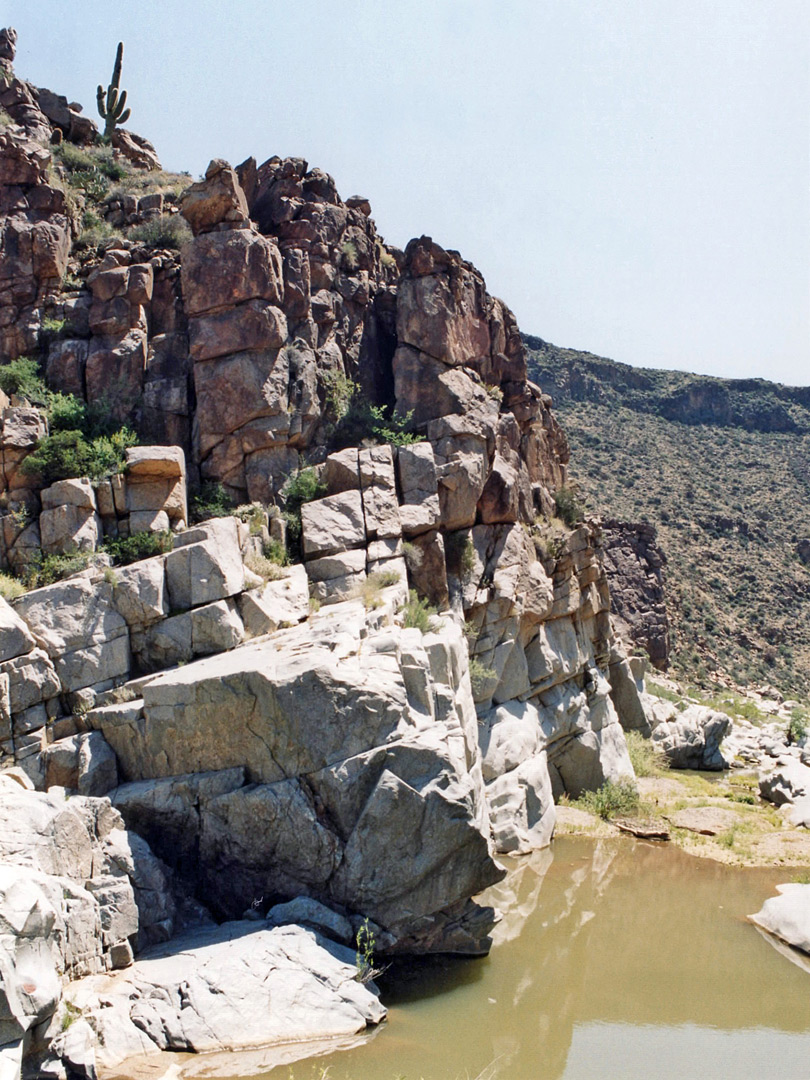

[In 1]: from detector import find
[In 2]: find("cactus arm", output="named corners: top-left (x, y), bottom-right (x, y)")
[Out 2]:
top-left (111, 42), bottom-right (123, 90)
top-left (119, 107), bottom-right (131, 125)
top-left (96, 84), bottom-right (106, 118)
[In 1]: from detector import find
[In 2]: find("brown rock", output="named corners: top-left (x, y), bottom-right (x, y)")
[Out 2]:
top-left (182, 230), bottom-right (284, 316)
top-left (0, 132), bottom-right (50, 185)
top-left (111, 128), bottom-right (162, 171)
top-left (85, 330), bottom-right (147, 421)
top-left (396, 236), bottom-right (491, 366)
top-left (404, 529), bottom-right (449, 610)
top-left (189, 300), bottom-right (288, 362)
top-left (478, 451), bottom-right (520, 525)
top-left (393, 346), bottom-right (493, 427)
top-left (180, 158), bottom-right (249, 235)
top-left (194, 347), bottom-right (291, 457)
top-left (46, 339), bottom-right (87, 398)
top-left (281, 247), bottom-right (310, 320)
top-left (125, 445), bottom-right (185, 480)
top-left (31, 220), bottom-right (71, 280)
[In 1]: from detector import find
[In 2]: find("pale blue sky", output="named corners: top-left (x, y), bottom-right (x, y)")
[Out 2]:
top-left (6, 0), bottom-right (809, 384)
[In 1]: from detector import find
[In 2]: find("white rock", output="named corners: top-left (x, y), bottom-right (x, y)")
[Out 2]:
top-left (750, 883), bottom-right (810, 955)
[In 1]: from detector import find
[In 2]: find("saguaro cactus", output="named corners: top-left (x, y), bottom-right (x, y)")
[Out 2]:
top-left (96, 41), bottom-right (131, 138)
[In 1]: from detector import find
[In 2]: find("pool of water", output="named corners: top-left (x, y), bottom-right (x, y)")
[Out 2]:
top-left (212, 837), bottom-right (810, 1080)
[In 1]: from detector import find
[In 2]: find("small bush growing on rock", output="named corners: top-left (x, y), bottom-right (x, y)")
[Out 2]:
top-left (554, 484), bottom-right (585, 527)
top-left (282, 468), bottom-right (327, 552)
top-left (102, 531), bottom-right (173, 565)
top-left (244, 552), bottom-right (286, 582)
top-left (402, 589), bottom-right (438, 633)
top-left (128, 214), bottom-right (192, 250)
top-left (341, 239), bottom-right (359, 271)
top-left (575, 778), bottom-right (640, 820)
top-left (75, 210), bottom-right (122, 250)
top-left (356, 568), bottom-right (402, 609)
top-left (0, 571), bottom-right (25, 601)
top-left (469, 657), bottom-right (497, 698)
top-left (262, 539), bottom-right (288, 566)
top-left (23, 551), bottom-right (92, 589)
top-left (787, 712), bottom-right (808, 746)
top-left (0, 357), bottom-right (47, 402)
top-left (190, 482), bottom-right (235, 522)
top-left (283, 468), bottom-right (326, 513)
top-left (21, 426), bottom-right (136, 485)
top-left (355, 917), bottom-right (383, 984)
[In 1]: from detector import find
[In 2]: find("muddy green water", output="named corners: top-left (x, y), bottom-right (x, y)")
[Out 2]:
top-left (251, 837), bottom-right (810, 1080)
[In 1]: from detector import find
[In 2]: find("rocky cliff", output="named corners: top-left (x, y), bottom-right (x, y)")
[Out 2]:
top-left (0, 29), bottom-right (697, 1080)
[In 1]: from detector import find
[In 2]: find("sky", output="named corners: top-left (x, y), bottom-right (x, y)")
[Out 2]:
top-left (5, 0), bottom-right (809, 385)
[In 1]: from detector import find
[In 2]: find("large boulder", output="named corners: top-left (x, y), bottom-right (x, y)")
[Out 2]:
top-left (91, 615), bottom-right (503, 952)
top-left (62, 922), bottom-right (385, 1073)
top-left (750, 883), bottom-right (810, 955)
top-left (180, 158), bottom-right (249, 235)
top-left (648, 701), bottom-right (730, 770)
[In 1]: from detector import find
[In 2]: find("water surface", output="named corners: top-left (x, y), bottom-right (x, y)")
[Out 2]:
top-left (244, 837), bottom-right (810, 1079)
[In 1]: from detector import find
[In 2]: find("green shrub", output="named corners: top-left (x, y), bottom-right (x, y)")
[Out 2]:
top-left (0, 572), bottom-right (25, 601)
top-left (402, 589), bottom-right (438, 633)
top-left (21, 427), bottom-right (136, 485)
top-left (103, 531), bottom-right (173, 565)
top-left (282, 468), bottom-right (326, 514)
top-left (341, 239), bottom-right (359, 271)
top-left (575, 778), bottom-right (640, 820)
top-left (788, 714), bottom-right (808, 745)
top-left (75, 211), bottom-right (122, 249)
top-left (554, 485), bottom-right (585, 527)
top-left (190, 482), bottom-right (234, 523)
top-left (46, 392), bottom-right (88, 432)
top-left (40, 316), bottom-right (68, 338)
top-left (281, 468), bottom-right (326, 552)
top-left (24, 552), bottom-right (92, 589)
top-left (624, 730), bottom-right (668, 777)
top-left (0, 357), bottom-right (47, 402)
top-left (469, 657), bottom-right (497, 698)
top-left (262, 538), bottom-right (288, 566)
top-left (326, 375), bottom-right (422, 448)
top-left (128, 215), bottom-right (192, 250)
top-left (56, 142), bottom-right (127, 182)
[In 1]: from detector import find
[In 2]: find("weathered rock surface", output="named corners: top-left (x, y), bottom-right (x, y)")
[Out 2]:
top-left (0, 777), bottom-right (175, 1079)
top-left (62, 922), bottom-right (385, 1072)
top-left (601, 520), bottom-right (670, 670)
top-left (646, 701), bottom-right (730, 770)
top-left (89, 609), bottom-right (503, 953)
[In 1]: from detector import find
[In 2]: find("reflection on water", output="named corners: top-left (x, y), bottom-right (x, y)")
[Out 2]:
top-left (253, 837), bottom-right (810, 1080)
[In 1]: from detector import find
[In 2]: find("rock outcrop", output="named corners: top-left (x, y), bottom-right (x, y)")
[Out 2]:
top-left (0, 28), bottom-right (676, 1080)
top-left (0, 772), bottom-right (175, 1075)
top-left (600, 520), bottom-right (669, 670)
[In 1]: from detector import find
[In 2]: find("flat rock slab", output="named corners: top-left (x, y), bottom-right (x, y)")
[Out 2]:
top-left (68, 921), bottom-right (386, 1071)
top-left (666, 807), bottom-right (741, 836)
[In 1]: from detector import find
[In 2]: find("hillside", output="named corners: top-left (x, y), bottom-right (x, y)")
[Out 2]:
top-left (526, 337), bottom-right (810, 697)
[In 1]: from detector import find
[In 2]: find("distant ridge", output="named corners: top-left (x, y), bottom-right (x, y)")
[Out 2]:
top-left (526, 336), bottom-right (810, 696)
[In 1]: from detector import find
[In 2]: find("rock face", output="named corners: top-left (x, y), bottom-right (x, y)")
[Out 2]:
top-left (0, 29), bottom-right (675, 1080)
top-left (600, 520), bottom-right (669, 670)
top-left (90, 609), bottom-right (503, 954)
top-left (0, 774), bottom-right (174, 1076)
